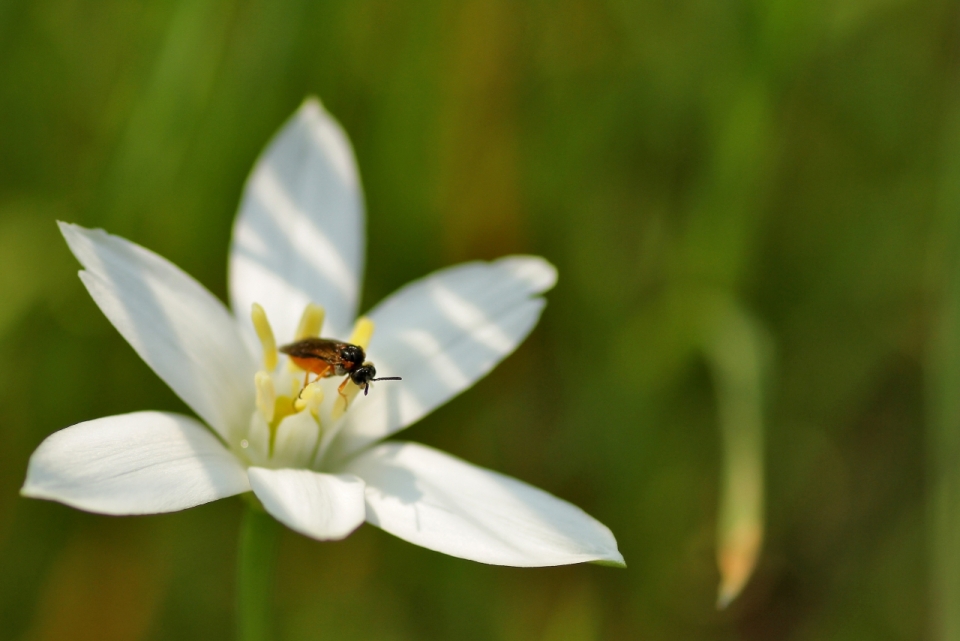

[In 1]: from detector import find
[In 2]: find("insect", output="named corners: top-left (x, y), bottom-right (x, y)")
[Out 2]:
top-left (279, 337), bottom-right (401, 399)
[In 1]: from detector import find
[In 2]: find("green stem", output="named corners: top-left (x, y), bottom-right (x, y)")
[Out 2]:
top-left (237, 502), bottom-right (281, 641)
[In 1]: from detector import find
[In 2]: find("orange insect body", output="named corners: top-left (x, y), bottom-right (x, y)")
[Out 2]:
top-left (288, 356), bottom-right (334, 378)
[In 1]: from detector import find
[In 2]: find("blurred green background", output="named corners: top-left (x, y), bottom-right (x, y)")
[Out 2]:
top-left (0, 0), bottom-right (954, 639)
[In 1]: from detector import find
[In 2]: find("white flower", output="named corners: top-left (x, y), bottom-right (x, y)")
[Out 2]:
top-left (21, 98), bottom-right (623, 567)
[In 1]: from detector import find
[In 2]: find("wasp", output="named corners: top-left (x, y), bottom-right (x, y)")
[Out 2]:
top-left (279, 337), bottom-right (401, 399)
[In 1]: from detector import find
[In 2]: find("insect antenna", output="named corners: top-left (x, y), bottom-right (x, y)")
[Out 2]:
top-left (365, 376), bottom-right (402, 396)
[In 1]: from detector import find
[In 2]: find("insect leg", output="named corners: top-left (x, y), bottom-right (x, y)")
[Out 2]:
top-left (337, 377), bottom-right (351, 403)
top-left (297, 363), bottom-right (333, 400)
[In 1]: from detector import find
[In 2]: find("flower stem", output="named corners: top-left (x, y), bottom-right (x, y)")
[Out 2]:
top-left (237, 502), bottom-right (281, 641)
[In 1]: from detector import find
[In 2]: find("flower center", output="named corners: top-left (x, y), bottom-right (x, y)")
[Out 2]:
top-left (238, 302), bottom-right (373, 470)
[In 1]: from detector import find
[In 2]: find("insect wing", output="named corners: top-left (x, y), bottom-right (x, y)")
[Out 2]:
top-left (278, 337), bottom-right (344, 364)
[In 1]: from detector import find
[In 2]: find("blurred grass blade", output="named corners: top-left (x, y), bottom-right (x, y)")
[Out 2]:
top-left (928, 76), bottom-right (960, 641)
top-left (100, 0), bottom-right (236, 231)
top-left (704, 299), bottom-right (770, 609)
top-left (929, 269), bottom-right (960, 641)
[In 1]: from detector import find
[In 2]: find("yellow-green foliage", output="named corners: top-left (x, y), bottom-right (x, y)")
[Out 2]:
top-left (0, 1), bottom-right (949, 639)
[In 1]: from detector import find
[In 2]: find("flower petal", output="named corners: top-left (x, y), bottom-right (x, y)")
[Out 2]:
top-left (341, 441), bottom-right (624, 567)
top-left (329, 257), bottom-right (556, 459)
top-left (271, 410), bottom-right (320, 469)
top-left (21, 412), bottom-right (250, 515)
top-left (248, 467), bottom-right (366, 540)
top-left (60, 223), bottom-right (257, 442)
top-left (230, 98), bottom-right (364, 343)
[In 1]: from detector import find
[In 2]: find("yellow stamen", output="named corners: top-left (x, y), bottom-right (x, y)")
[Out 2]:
top-left (349, 317), bottom-right (375, 350)
top-left (332, 382), bottom-right (362, 420)
top-left (287, 303), bottom-right (326, 373)
top-left (251, 303), bottom-right (278, 372)
top-left (293, 382), bottom-right (325, 417)
top-left (254, 371), bottom-right (275, 423)
top-left (327, 317), bottom-right (377, 419)
top-left (295, 303), bottom-right (326, 340)
top-left (307, 389), bottom-right (324, 417)
top-left (267, 394), bottom-right (297, 457)
top-left (272, 395), bottom-right (296, 426)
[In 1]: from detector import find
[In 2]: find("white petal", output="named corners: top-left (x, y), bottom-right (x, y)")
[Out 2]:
top-left (341, 441), bottom-right (624, 567)
top-left (230, 98), bottom-right (364, 344)
top-left (271, 410), bottom-right (320, 469)
top-left (21, 412), bottom-right (249, 515)
top-left (60, 223), bottom-right (257, 442)
top-left (330, 257), bottom-right (556, 459)
top-left (248, 468), bottom-right (366, 540)
top-left (243, 412), bottom-right (272, 467)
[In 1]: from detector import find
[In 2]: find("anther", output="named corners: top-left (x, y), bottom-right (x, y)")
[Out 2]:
top-left (294, 382), bottom-right (324, 417)
top-left (251, 303), bottom-right (278, 372)
top-left (295, 303), bottom-right (326, 341)
top-left (255, 371), bottom-right (276, 423)
top-left (332, 382), bottom-right (361, 420)
top-left (349, 317), bottom-right (375, 350)
top-left (288, 303), bottom-right (326, 373)
top-left (327, 317), bottom-right (377, 420)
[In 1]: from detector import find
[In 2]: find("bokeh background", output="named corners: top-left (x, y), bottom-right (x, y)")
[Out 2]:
top-left (1, 0), bottom-right (957, 639)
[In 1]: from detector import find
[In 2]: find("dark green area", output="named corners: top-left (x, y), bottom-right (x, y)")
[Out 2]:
top-left (0, 0), bottom-right (953, 639)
